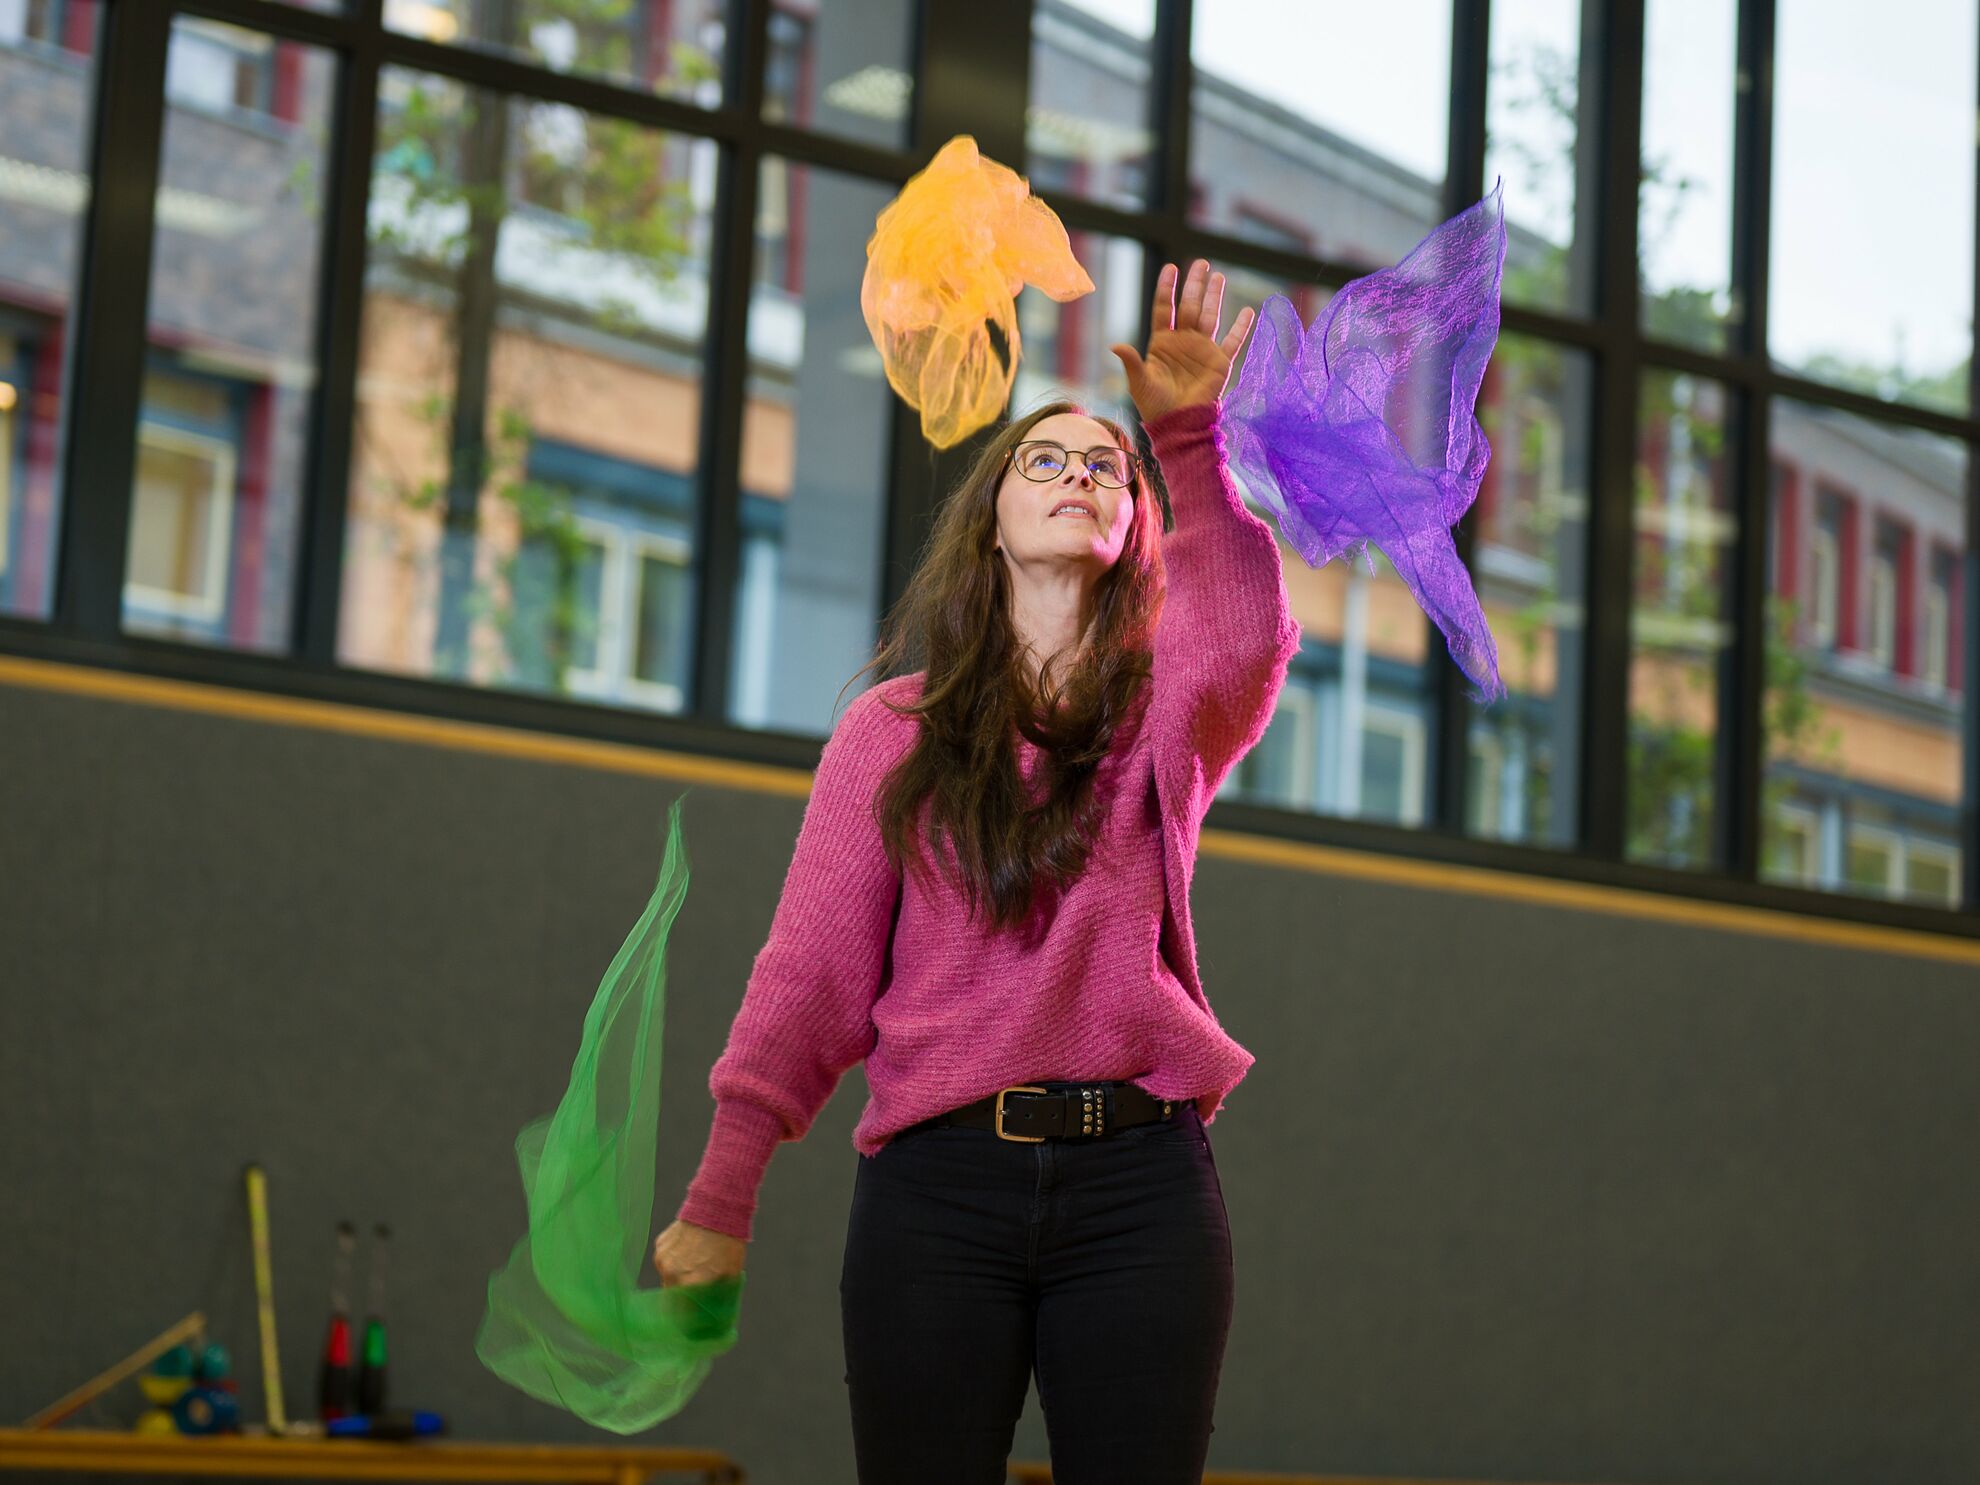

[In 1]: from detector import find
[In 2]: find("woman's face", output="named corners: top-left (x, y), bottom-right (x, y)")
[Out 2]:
top-left (990, 412), bottom-right (1138, 573)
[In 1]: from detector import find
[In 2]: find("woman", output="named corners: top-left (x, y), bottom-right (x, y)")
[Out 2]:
top-left (652, 259), bottom-right (1300, 1483)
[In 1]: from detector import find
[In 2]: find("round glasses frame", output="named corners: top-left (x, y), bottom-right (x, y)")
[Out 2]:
top-left (1006, 440), bottom-right (1141, 489)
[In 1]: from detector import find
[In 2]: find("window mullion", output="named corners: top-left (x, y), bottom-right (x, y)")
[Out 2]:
top-left (54, 0), bottom-right (173, 639)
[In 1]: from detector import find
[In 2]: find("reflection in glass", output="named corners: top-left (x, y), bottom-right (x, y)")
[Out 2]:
top-left (384, 0), bottom-right (725, 104)
top-left (762, 0), bottom-right (915, 150)
top-left (1012, 233), bottom-right (1145, 428)
top-left (1466, 337), bottom-right (1591, 845)
top-left (733, 164), bottom-right (895, 736)
top-left (1628, 371), bottom-right (1734, 870)
top-left (1028, 0), bottom-right (1156, 208)
top-left (123, 21), bottom-right (335, 652)
top-left (340, 68), bottom-right (716, 712)
top-left (1484, 0), bottom-right (1590, 315)
top-left (1190, 0), bottom-right (1449, 269)
top-left (1640, 0), bottom-right (1736, 350)
top-left (1762, 401), bottom-right (1964, 907)
top-left (1770, 0), bottom-right (1975, 414)
top-left (0, 0), bottom-right (103, 618)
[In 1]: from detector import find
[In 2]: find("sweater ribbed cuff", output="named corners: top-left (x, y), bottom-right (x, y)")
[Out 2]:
top-left (675, 1098), bottom-right (786, 1244)
top-left (1143, 399), bottom-right (1220, 448)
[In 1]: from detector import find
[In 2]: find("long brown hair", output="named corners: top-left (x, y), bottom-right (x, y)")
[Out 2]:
top-left (841, 400), bottom-right (1167, 939)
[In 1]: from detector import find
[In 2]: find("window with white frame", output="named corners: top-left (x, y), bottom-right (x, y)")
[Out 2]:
top-left (1808, 516), bottom-right (1839, 649)
top-left (558, 512), bottom-right (693, 711)
top-left (1866, 527), bottom-right (1898, 668)
top-left (1361, 702), bottom-right (1427, 826)
top-left (1767, 800), bottom-right (1821, 887)
top-left (1224, 680), bottom-right (1317, 808)
top-left (1906, 838), bottom-right (1959, 906)
top-left (126, 421), bottom-right (236, 626)
top-left (1844, 821), bottom-right (1901, 896)
top-left (1922, 566), bottom-right (1949, 688)
top-left (0, 0), bottom-right (63, 48)
top-left (165, 19), bottom-right (275, 117)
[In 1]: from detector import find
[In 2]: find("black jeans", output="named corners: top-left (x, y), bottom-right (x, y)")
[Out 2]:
top-left (839, 1093), bottom-right (1233, 1484)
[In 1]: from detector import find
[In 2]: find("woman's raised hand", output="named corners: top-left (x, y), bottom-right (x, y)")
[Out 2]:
top-left (1110, 259), bottom-right (1255, 424)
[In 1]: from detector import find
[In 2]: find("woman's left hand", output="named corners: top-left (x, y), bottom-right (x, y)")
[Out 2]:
top-left (1110, 259), bottom-right (1255, 424)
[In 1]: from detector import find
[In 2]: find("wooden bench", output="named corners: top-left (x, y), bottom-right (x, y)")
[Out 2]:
top-left (1009, 1468), bottom-right (1626, 1485)
top-left (0, 1429), bottom-right (743, 1484)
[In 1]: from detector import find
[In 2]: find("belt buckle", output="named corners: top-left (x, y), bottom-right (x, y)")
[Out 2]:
top-left (994, 1085), bottom-right (1049, 1142)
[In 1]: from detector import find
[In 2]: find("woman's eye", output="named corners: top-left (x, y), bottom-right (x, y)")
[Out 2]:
top-left (1025, 450), bottom-right (1064, 473)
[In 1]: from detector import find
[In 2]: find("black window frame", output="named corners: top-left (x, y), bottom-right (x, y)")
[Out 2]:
top-left (3, 0), bottom-right (1977, 942)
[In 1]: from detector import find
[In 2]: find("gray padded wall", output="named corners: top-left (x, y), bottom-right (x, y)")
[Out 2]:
top-left (2, 677), bottom-right (1976, 1484)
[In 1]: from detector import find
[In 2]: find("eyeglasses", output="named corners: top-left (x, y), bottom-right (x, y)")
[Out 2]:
top-left (1007, 440), bottom-right (1140, 489)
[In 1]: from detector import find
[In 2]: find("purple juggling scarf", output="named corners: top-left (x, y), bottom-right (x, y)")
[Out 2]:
top-left (1224, 181), bottom-right (1509, 702)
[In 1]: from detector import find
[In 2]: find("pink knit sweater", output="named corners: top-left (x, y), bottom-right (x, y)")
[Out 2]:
top-left (676, 400), bottom-right (1302, 1243)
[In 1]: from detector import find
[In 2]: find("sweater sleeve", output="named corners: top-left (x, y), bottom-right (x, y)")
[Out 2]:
top-left (1144, 400), bottom-right (1304, 804)
top-left (675, 686), bottom-right (907, 1243)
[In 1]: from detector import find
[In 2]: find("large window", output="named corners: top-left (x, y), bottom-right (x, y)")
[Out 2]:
top-left (763, 0), bottom-right (916, 151)
top-left (1770, 0), bottom-right (1976, 415)
top-left (0, 0), bottom-right (102, 619)
top-left (339, 68), bottom-right (716, 708)
top-left (1640, 0), bottom-right (1737, 349)
top-left (122, 19), bottom-right (335, 653)
top-left (1762, 401), bottom-right (1966, 908)
top-left (1027, 0), bottom-right (1156, 208)
top-left (1466, 336), bottom-right (1592, 846)
top-left (735, 162), bottom-right (896, 735)
top-left (385, 0), bottom-right (726, 103)
top-left (1189, 0), bottom-right (1451, 271)
top-left (1485, 0), bottom-right (1592, 316)
top-left (1629, 372), bottom-right (1735, 871)
top-left (7, 1), bottom-right (1980, 930)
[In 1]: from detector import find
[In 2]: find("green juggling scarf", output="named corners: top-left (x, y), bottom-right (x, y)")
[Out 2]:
top-left (476, 795), bottom-right (745, 1432)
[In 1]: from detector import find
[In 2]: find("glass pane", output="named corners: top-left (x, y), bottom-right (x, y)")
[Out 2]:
top-left (1628, 371), bottom-right (1734, 870)
top-left (632, 547), bottom-right (690, 691)
top-left (1190, 0), bottom-right (1449, 269)
top-left (1012, 233), bottom-right (1146, 426)
top-left (385, 0), bottom-right (725, 105)
top-left (1484, 0), bottom-right (1592, 315)
top-left (763, 0), bottom-right (914, 150)
top-left (1640, 0), bottom-right (1737, 350)
top-left (0, 0), bottom-right (104, 619)
top-left (1762, 400), bottom-right (1965, 908)
top-left (732, 163), bottom-right (894, 735)
top-left (1466, 336), bottom-right (1592, 846)
top-left (1214, 272), bottom-right (1435, 827)
top-left (122, 21), bottom-right (335, 652)
top-left (1770, 0), bottom-right (1975, 414)
top-left (1027, 0), bottom-right (1156, 208)
top-left (341, 68), bottom-right (716, 712)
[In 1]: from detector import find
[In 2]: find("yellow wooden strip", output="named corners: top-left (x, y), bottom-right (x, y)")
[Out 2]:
top-left (1199, 830), bottom-right (1980, 968)
top-left (5, 652), bottom-right (1977, 967)
top-left (0, 654), bottom-right (810, 799)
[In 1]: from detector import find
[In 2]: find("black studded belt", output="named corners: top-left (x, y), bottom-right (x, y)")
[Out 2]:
top-left (898, 1080), bottom-right (1181, 1143)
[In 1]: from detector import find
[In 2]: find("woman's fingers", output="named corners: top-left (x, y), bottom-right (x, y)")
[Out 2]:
top-left (1200, 269), bottom-right (1227, 338)
top-left (1151, 261), bottom-right (1177, 333)
top-left (1176, 258), bottom-right (1207, 332)
top-left (1219, 304), bottom-right (1255, 361)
